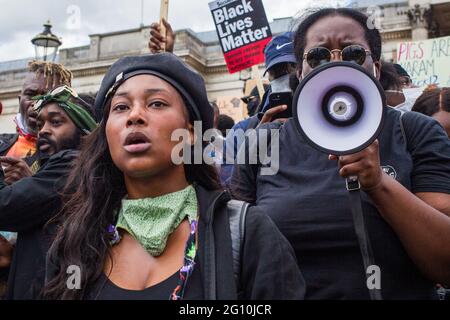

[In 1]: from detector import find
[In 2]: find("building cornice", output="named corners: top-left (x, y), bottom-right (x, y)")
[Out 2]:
top-left (0, 90), bottom-right (19, 100)
top-left (381, 29), bottom-right (412, 41)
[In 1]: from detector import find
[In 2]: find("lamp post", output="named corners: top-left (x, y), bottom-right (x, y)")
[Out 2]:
top-left (31, 20), bottom-right (62, 62)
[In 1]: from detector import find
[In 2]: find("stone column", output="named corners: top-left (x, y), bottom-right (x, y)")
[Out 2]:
top-left (88, 35), bottom-right (100, 61)
top-left (407, 1), bottom-right (432, 41)
top-left (140, 26), bottom-right (151, 55)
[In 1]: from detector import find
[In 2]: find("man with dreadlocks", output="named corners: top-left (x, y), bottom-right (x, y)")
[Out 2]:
top-left (0, 85), bottom-right (97, 300)
top-left (0, 61), bottom-right (72, 161)
top-left (0, 61), bottom-right (72, 299)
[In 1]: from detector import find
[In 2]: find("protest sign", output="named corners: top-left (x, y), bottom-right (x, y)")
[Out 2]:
top-left (397, 36), bottom-right (450, 87)
top-left (209, 0), bottom-right (272, 74)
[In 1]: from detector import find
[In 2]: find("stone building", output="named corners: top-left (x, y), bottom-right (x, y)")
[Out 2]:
top-left (1, 0), bottom-right (449, 132)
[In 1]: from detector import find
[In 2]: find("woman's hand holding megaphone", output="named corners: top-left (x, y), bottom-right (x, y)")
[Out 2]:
top-left (329, 139), bottom-right (385, 193)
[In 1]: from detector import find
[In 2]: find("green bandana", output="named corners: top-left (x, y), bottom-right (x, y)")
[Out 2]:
top-left (115, 185), bottom-right (198, 257)
top-left (32, 85), bottom-right (97, 135)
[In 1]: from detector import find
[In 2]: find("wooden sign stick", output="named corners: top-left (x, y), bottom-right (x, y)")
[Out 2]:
top-left (160, 0), bottom-right (169, 52)
top-left (251, 65), bottom-right (265, 100)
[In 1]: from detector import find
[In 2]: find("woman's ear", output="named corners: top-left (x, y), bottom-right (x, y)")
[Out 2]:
top-left (187, 122), bottom-right (196, 146)
top-left (296, 68), bottom-right (303, 81)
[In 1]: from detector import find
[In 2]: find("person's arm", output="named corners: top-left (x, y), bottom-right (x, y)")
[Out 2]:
top-left (0, 151), bottom-right (76, 233)
top-left (240, 206), bottom-right (305, 300)
top-left (365, 174), bottom-right (450, 284)
top-left (332, 115), bottom-right (450, 285)
top-left (148, 18), bottom-right (175, 54)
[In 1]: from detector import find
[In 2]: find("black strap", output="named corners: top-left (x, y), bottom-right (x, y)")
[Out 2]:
top-left (399, 111), bottom-right (412, 154)
top-left (204, 192), bottom-right (226, 300)
top-left (204, 194), bottom-right (248, 300)
top-left (227, 199), bottom-right (249, 296)
top-left (347, 178), bottom-right (383, 300)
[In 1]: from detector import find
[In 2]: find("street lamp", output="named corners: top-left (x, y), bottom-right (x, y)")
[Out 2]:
top-left (31, 21), bottom-right (62, 62)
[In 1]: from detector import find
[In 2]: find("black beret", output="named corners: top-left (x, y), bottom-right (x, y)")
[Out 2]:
top-left (94, 53), bottom-right (213, 131)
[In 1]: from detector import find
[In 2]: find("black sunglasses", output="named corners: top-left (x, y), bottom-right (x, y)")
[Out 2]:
top-left (303, 45), bottom-right (372, 69)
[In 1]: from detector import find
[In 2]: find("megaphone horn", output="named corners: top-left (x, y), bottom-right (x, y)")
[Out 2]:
top-left (293, 61), bottom-right (386, 156)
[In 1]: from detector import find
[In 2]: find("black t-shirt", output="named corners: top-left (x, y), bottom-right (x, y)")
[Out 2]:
top-left (231, 107), bottom-right (450, 300)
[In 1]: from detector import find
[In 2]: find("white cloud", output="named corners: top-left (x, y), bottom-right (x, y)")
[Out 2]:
top-left (0, 0), bottom-right (395, 62)
top-left (0, 31), bottom-right (35, 61)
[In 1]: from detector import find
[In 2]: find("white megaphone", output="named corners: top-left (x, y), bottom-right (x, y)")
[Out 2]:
top-left (293, 61), bottom-right (386, 156)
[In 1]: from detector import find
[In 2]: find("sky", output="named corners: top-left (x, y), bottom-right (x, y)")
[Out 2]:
top-left (0, 0), bottom-right (396, 62)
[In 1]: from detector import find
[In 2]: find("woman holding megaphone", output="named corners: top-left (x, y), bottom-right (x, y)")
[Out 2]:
top-left (231, 7), bottom-right (450, 300)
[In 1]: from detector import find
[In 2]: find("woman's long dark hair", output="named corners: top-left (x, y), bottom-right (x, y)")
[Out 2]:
top-left (42, 98), bottom-right (221, 300)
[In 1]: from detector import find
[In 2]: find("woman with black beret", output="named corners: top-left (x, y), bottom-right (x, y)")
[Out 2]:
top-left (42, 53), bottom-right (304, 300)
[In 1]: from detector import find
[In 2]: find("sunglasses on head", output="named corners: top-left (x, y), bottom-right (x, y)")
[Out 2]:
top-left (303, 45), bottom-right (372, 69)
top-left (32, 85), bottom-right (79, 110)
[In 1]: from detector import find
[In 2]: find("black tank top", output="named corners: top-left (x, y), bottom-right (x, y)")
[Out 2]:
top-left (89, 272), bottom-right (179, 300)
top-left (88, 268), bottom-right (204, 300)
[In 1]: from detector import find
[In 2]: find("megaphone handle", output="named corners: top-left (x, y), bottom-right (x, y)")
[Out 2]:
top-left (346, 176), bottom-right (383, 300)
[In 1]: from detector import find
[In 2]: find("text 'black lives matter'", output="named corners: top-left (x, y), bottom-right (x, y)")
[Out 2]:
top-left (209, 0), bottom-right (272, 73)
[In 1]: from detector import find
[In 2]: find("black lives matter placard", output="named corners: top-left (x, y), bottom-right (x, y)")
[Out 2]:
top-left (209, 0), bottom-right (272, 74)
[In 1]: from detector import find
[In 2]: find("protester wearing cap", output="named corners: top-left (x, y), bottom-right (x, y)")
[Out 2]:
top-left (222, 32), bottom-right (298, 186)
top-left (43, 53), bottom-right (304, 300)
top-left (0, 86), bottom-right (96, 299)
top-left (263, 31), bottom-right (297, 80)
top-left (256, 31), bottom-right (298, 115)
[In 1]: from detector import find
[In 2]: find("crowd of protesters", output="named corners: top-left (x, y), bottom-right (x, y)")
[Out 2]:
top-left (0, 7), bottom-right (449, 300)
